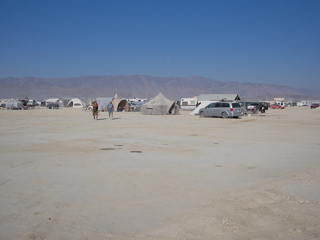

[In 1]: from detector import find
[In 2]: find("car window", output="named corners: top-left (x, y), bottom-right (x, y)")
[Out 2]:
top-left (215, 103), bottom-right (223, 108)
top-left (222, 103), bottom-right (229, 108)
top-left (232, 103), bottom-right (241, 108)
top-left (207, 103), bottom-right (214, 108)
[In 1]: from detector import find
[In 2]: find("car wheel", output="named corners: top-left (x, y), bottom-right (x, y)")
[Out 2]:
top-left (221, 112), bottom-right (228, 119)
top-left (200, 111), bottom-right (205, 118)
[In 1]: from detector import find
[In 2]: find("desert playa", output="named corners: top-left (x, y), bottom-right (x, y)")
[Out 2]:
top-left (0, 107), bottom-right (319, 239)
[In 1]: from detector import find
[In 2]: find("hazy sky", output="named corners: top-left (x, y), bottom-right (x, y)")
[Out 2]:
top-left (1, 0), bottom-right (319, 90)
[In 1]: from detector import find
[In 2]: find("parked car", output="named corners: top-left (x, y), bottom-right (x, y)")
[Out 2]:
top-left (10, 107), bottom-right (22, 110)
top-left (270, 104), bottom-right (284, 109)
top-left (240, 102), bottom-right (269, 111)
top-left (310, 103), bottom-right (319, 109)
top-left (47, 103), bottom-right (59, 109)
top-left (27, 99), bottom-right (38, 107)
top-left (199, 102), bottom-right (243, 118)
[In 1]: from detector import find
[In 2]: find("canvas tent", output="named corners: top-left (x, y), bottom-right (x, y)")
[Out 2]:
top-left (112, 93), bottom-right (129, 112)
top-left (190, 101), bottom-right (218, 115)
top-left (141, 92), bottom-right (179, 115)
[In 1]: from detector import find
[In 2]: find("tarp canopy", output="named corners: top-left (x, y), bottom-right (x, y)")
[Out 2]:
top-left (190, 101), bottom-right (218, 115)
top-left (141, 92), bottom-right (179, 115)
top-left (112, 93), bottom-right (129, 112)
top-left (46, 98), bottom-right (59, 105)
top-left (96, 98), bottom-right (113, 111)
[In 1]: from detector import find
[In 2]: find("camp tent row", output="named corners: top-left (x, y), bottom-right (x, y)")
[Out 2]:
top-left (66, 94), bottom-right (130, 111)
top-left (44, 94), bottom-right (130, 111)
top-left (141, 92), bottom-right (179, 115)
top-left (1, 93), bottom-right (178, 116)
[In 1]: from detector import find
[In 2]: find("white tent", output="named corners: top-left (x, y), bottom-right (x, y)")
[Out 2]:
top-left (190, 101), bottom-right (217, 115)
top-left (67, 98), bottom-right (86, 108)
top-left (5, 98), bottom-right (24, 109)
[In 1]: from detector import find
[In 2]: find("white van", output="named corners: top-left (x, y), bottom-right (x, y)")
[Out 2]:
top-left (199, 101), bottom-right (243, 119)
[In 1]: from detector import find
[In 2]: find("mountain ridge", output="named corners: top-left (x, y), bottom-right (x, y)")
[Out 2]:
top-left (0, 75), bottom-right (319, 101)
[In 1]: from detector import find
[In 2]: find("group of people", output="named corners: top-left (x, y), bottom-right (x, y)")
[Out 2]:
top-left (92, 101), bottom-right (114, 120)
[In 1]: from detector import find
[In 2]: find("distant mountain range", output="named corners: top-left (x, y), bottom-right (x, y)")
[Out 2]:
top-left (0, 75), bottom-right (319, 101)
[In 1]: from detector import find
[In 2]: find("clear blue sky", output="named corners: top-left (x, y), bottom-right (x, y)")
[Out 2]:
top-left (1, 0), bottom-right (319, 90)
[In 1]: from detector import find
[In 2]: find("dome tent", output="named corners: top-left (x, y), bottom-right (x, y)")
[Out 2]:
top-left (67, 98), bottom-right (86, 108)
top-left (141, 92), bottom-right (179, 115)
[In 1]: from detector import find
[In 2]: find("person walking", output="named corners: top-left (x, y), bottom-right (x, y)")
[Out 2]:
top-left (92, 101), bottom-right (99, 119)
top-left (260, 103), bottom-right (265, 113)
top-left (107, 101), bottom-right (114, 119)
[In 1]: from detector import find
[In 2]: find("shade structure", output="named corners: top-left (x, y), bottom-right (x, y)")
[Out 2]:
top-left (112, 93), bottom-right (129, 112)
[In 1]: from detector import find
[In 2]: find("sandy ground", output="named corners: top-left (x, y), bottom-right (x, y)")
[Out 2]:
top-left (0, 106), bottom-right (320, 240)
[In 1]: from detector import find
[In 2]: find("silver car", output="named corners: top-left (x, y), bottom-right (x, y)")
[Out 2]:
top-left (199, 102), bottom-right (243, 118)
